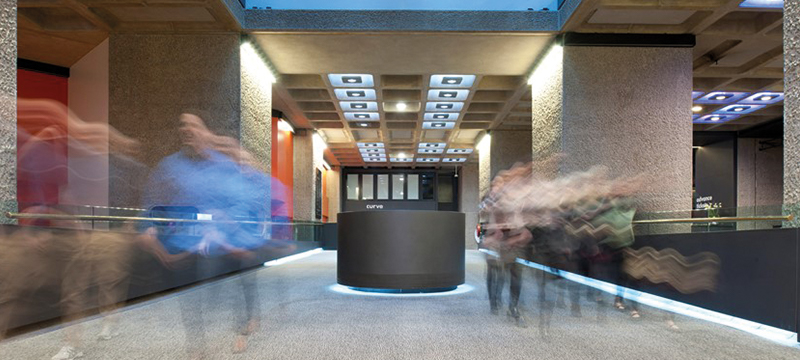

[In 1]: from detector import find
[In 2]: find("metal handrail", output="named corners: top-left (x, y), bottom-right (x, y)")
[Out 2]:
top-left (632, 215), bottom-right (793, 224)
top-left (4, 212), bottom-right (324, 226)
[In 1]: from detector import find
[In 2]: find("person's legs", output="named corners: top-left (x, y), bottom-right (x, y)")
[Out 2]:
top-left (486, 256), bottom-right (503, 314)
top-left (93, 232), bottom-right (132, 340)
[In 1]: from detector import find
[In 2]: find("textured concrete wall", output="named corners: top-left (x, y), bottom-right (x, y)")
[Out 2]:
top-left (245, 10), bottom-right (558, 32)
top-left (738, 138), bottom-right (784, 230)
top-left (530, 51), bottom-right (563, 179)
top-left (292, 133), bottom-right (323, 221)
top-left (108, 34), bottom-right (241, 207)
top-left (478, 136), bottom-right (491, 199)
top-left (785, 1), bottom-right (800, 226)
top-left (490, 130), bottom-right (532, 178)
top-left (558, 0), bottom-right (584, 28)
top-left (561, 46), bottom-right (693, 213)
top-left (326, 167), bottom-right (340, 222)
top-left (460, 162), bottom-right (480, 250)
top-left (240, 45), bottom-right (272, 174)
top-left (0, 0), bottom-right (16, 222)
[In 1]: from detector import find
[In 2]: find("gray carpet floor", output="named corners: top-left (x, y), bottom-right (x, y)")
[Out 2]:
top-left (1, 250), bottom-right (798, 360)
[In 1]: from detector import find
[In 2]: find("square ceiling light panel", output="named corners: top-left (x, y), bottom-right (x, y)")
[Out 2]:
top-left (341, 101), bottom-right (379, 111)
top-left (391, 158), bottom-right (414, 162)
top-left (694, 114), bottom-right (740, 124)
top-left (423, 122), bottom-right (455, 130)
top-left (443, 158), bottom-right (467, 163)
top-left (424, 113), bottom-right (459, 121)
top-left (739, 92), bottom-right (784, 105)
top-left (335, 89), bottom-right (377, 101)
top-left (344, 112), bottom-right (380, 121)
top-left (357, 142), bottom-right (384, 148)
top-left (739, 0), bottom-right (783, 9)
top-left (418, 158), bottom-right (441, 163)
top-left (419, 142), bottom-right (447, 149)
top-left (328, 74), bottom-right (375, 87)
top-left (715, 104), bottom-right (765, 115)
top-left (695, 92), bottom-right (749, 105)
top-left (418, 148), bottom-right (444, 154)
top-left (364, 158), bottom-right (387, 162)
top-left (447, 148), bottom-right (473, 154)
top-left (427, 90), bottom-right (470, 101)
top-left (430, 75), bottom-right (476, 88)
top-left (426, 102), bottom-right (464, 112)
top-left (692, 91), bottom-right (705, 100)
top-left (360, 147), bottom-right (385, 154)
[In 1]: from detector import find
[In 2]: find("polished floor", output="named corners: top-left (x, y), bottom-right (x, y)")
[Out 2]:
top-left (1, 250), bottom-right (798, 360)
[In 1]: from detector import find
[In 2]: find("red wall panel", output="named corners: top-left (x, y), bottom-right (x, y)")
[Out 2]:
top-left (271, 117), bottom-right (294, 220)
top-left (17, 69), bottom-right (69, 210)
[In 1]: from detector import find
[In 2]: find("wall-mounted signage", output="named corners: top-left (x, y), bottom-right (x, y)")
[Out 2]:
top-left (366, 204), bottom-right (384, 210)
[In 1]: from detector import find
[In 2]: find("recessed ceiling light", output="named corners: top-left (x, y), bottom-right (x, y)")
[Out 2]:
top-left (354, 104), bottom-right (366, 109)
top-left (442, 92), bottom-right (455, 98)
top-left (396, 102), bottom-right (407, 111)
top-left (349, 91), bottom-right (365, 97)
top-left (431, 75), bottom-right (476, 88)
top-left (692, 106), bottom-right (703, 113)
top-left (356, 114), bottom-right (369, 119)
top-left (710, 116), bottom-right (721, 121)
top-left (437, 104), bottom-right (453, 109)
top-left (359, 123), bottom-right (368, 127)
top-left (733, 107), bottom-right (746, 112)
top-left (432, 123), bottom-right (446, 128)
top-left (398, 152), bottom-right (406, 158)
top-left (715, 95), bottom-right (728, 100)
top-left (760, 96), bottom-right (774, 101)
top-left (443, 77), bottom-right (462, 85)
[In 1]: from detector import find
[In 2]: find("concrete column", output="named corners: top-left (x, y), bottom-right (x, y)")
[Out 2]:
top-left (478, 134), bottom-right (491, 199)
top-left (490, 130), bottom-right (532, 178)
top-left (0, 0), bottom-right (17, 222)
top-left (531, 46), bottom-right (563, 180)
top-left (293, 132), bottom-right (324, 221)
top-left (326, 167), bottom-right (340, 222)
top-left (108, 34), bottom-right (243, 207)
top-left (240, 42), bottom-right (272, 174)
top-left (532, 45), bottom-right (693, 214)
top-left (784, 1), bottom-right (800, 226)
top-left (460, 162), bottom-right (480, 249)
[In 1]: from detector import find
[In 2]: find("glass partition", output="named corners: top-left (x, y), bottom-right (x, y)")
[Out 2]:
top-left (407, 174), bottom-right (419, 200)
top-left (362, 174), bottom-right (374, 200)
top-left (392, 174), bottom-right (405, 200)
top-left (377, 174), bottom-right (389, 200)
top-left (346, 174), bottom-right (359, 200)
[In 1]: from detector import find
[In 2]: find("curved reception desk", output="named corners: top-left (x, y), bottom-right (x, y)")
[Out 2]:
top-left (338, 210), bottom-right (465, 291)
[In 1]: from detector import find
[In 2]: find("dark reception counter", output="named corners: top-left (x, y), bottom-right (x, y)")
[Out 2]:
top-left (337, 210), bottom-right (465, 290)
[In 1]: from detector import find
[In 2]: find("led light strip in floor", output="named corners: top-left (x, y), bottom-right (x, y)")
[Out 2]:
top-left (329, 284), bottom-right (475, 297)
top-left (263, 248), bottom-right (323, 267)
top-left (479, 249), bottom-right (799, 347)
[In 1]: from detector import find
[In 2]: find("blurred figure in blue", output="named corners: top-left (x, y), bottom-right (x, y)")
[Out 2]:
top-left (137, 111), bottom-right (269, 358)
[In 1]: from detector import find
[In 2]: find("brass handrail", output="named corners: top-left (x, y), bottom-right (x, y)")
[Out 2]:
top-left (4, 212), bottom-right (324, 226)
top-left (632, 214), bottom-right (793, 224)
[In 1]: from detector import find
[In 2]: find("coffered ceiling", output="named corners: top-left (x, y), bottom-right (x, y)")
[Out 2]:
top-left (258, 33), bottom-right (551, 167)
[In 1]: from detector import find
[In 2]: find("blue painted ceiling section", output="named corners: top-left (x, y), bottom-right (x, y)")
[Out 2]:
top-left (245, 0), bottom-right (560, 11)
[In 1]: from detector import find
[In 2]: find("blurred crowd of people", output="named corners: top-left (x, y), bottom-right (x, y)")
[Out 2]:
top-left (479, 159), bottom-right (718, 332)
top-left (1, 99), bottom-right (292, 360)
